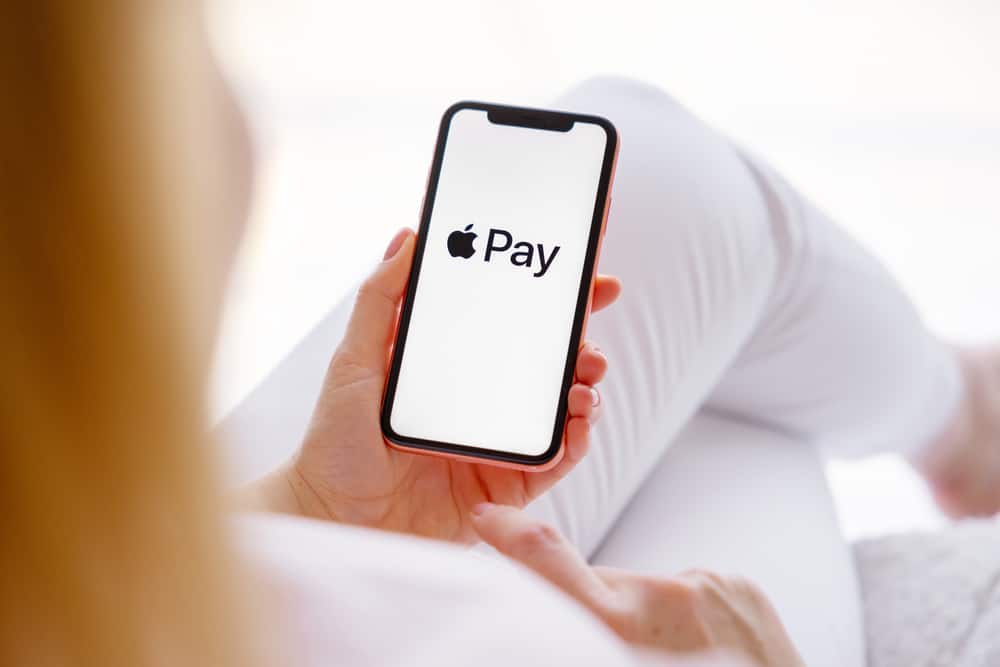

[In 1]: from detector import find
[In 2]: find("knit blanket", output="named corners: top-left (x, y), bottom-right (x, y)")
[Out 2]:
top-left (855, 519), bottom-right (1000, 667)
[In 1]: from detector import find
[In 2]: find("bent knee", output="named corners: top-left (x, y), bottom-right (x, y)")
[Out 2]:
top-left (553, 77), bottom-right (778, 283)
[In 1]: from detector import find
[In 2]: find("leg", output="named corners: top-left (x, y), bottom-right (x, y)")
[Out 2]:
top-left (525, 77), bottom-right (963, 556)
top-left (705, 155), bottom-right (963, 458)
top-left (591, 415), bottom-right (865, 667)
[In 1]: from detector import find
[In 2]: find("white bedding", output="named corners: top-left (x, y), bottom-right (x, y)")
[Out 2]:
top-left (856, 520), bottom-right (1000, 667)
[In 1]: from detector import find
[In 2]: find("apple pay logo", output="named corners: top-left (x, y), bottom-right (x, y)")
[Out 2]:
top-left (447, 224), bottom-right (560, 278)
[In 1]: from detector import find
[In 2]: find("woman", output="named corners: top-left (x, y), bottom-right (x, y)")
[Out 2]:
top-left (3, 2), bottom-right (998, 666)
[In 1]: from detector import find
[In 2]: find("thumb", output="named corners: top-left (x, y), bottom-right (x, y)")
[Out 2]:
top-left (471, 503), bottom-right (608, 609)
top-left (337, 228), bottom-right (415, 375)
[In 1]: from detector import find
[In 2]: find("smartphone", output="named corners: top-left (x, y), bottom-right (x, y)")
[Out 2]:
top-left (380, 101), bottom-right (618, 470)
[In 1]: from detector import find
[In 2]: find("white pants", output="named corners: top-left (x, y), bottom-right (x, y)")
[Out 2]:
top-left (533, 76), bottom-right (962, 556)
top-left (526, 78), bottom-right (962, 667)
top-left (222, 77), bottom-right (963, 667)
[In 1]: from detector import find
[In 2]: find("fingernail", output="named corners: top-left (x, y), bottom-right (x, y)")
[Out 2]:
top-left (590, 387), bottom-right (600, 407)
top-left (471, 502), bottom-right (495, 517)
top-left (383, 228), bottom-right (411, 261)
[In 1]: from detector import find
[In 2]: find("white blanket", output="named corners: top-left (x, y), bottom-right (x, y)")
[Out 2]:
top-left (856, 519), bottom-right (1000, 667)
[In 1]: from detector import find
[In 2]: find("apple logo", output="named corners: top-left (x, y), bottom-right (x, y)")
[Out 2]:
top-left (447, 223), bottom-right (477, 259)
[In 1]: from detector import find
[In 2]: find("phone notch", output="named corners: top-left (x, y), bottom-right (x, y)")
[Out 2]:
top-left (486, 108), bottom-right (575, 133)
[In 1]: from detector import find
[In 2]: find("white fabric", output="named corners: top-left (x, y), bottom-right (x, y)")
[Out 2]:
top-left (221, 77), bottom-right (964, 667)
top-left (240, 512), bottom-right (764, 666)
top-left (237, 514), bottom-right (653, 667)
top-left (856, 519), bottom-right (1000, 667)
top-left (529, 77), bottom-right (962, 557)
top-left (589, 416), bottom-right (861, 667)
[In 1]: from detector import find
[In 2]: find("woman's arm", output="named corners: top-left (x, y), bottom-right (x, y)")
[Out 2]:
top-left (232, 465), bottom-right (324, 518)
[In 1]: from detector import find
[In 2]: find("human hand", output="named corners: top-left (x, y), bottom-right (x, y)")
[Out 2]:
top-left (243, 227), bottom-right (621, 543)
top-left (470, 504), bottom-right (804, 667)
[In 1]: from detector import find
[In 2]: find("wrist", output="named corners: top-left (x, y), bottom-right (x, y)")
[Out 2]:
top-left (232, 463), bottom-right (338, 522)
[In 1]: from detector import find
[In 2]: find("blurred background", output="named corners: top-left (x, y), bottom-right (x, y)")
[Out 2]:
top-left (207, 0), bottom-right (1000, 541)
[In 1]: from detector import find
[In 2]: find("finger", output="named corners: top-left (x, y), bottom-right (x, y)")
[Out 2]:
top-left (471, 504), bottom-right (607, 607)
top-left (591, 275), bottom-right (622, 313)
top-left (336, 228), bottom-right (415, 374)
top-left (568, 383), bottom-right (601, 423)
top-left (576, 343), bottom-right (608, 385)
top-left (564, 416), bottom-right (591, 460)
top-left (523, 417), bottom-right (590, 498)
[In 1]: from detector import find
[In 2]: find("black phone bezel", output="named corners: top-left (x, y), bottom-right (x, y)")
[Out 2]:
top-left (379, 100), bottom-right (618, 467)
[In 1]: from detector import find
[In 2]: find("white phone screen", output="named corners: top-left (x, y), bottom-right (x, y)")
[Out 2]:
top-left (387, 106), bottom-right (611, 458)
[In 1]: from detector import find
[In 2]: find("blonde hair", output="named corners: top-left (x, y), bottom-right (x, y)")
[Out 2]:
top-left (0, 1), bottom-right (256, 664)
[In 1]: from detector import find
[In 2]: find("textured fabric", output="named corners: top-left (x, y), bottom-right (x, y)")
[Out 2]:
top-left (856, 520), bottom-right (1000, 667)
